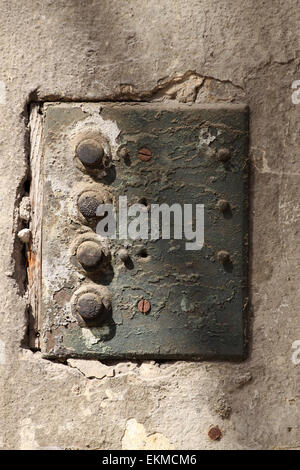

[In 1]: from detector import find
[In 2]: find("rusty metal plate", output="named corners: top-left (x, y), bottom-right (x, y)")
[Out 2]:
top-left (39, 102), bottom-right (248, 360)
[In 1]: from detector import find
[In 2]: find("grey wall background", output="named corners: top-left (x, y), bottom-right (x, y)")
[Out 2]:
top-left (0, 0), bottom-right (299, 449)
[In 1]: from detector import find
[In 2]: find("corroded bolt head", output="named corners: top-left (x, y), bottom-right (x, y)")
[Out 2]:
top-left (217, 148), bottom-right (230, 162)
top-left (77, 293), bottom-right (103, 321)
top-left (217, 199), bottom-right (230, 212)
top-left (137, 298), bottom-right (151, 314)
top-left (78, 193), bottom-right (102, 219)
top-left (77, 241), bottom-right (102, 270)
top-left (208, 426), bottom-right (222, 441)
top-left (137, 147), bottom-right (152, 162)
top-left (118, 248), bottom-right (130, 262)
top-left (76, 139), bottom-right (104, 167)
top-left (217, 250), bottom-right (230, 264)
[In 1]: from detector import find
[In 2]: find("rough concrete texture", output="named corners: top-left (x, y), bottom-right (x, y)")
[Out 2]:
top-left (0, 0), bottom-right (299, 449)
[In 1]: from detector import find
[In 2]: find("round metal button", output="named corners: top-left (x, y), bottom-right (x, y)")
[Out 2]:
top-left (77, 293), bottom-right (103, 321)
top-left (78, 193), bottom-right (102, 219)
top-left (76, 241), bottom-right (102, 270)
top-left (76, 139), bottom-right (104, 167)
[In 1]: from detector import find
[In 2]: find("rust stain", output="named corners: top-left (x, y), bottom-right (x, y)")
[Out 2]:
top-left (27, 246), bottom-right (40, 287)
top-left (53, 287), bottom-right (73, 304)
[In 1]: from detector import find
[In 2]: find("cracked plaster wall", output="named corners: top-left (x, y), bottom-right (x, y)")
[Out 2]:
top-left (0, 0), bottom-right (299, 449)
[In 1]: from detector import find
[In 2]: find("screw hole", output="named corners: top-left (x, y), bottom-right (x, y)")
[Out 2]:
top-left (137, 248), bottom-right (149, 258)
top-left (139, 197), bottom-right (149, 207)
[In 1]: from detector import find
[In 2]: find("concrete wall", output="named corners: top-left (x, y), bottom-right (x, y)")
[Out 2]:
top-left (0, 0), bottom-right (299, 449)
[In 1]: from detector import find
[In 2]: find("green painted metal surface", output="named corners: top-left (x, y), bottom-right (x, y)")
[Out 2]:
top-left (41, 102), bottom-right (249, 360)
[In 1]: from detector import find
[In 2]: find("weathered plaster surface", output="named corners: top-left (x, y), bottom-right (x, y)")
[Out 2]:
top-left (0, 0), bottom-right (299, 449)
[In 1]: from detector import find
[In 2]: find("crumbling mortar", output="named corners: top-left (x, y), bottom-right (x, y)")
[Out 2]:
top-left (10, 93), bottom-right (36, 298)
top-left (30, 70), bottom-right (246, 105)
